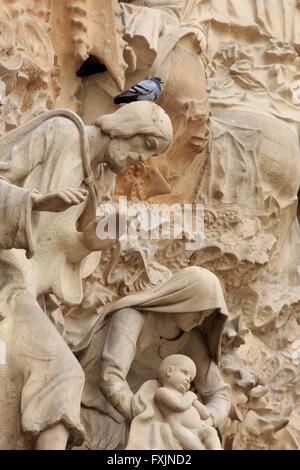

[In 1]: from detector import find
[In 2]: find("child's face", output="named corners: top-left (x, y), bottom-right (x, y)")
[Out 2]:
top-left (164, 363), bottom-right (195, 393)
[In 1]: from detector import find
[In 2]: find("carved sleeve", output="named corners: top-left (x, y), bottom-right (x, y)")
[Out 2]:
top-left (0, 177), bottom-right (37, 257)
top-left (99, 307), bottom-right (145, 420)
top-left (183, 329), bottom-right (230, 427)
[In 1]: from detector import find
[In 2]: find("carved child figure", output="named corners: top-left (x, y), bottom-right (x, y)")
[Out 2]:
top-left (154, 354), bottom-right (223, 450)
top-left (126, 353), bottom-right (224, 450)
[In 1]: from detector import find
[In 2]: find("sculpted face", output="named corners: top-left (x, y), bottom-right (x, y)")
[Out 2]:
top-left (106, 134), bottom-right (167, 174)
top-left (174, 309), bottom-right (215, 332)
top-left (164, 361), bottom-right (196, 393)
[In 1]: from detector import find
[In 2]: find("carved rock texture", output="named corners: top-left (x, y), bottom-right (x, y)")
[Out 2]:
top-left (49, 0), bottom-right (127, 110)
top-left (0, 0), bottom-right (56, 133)
top-left (1, 0), bottom-right (300, 451)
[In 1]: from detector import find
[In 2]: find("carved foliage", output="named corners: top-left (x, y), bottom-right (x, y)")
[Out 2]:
top-left (0, 0), bottom-right (55, 133)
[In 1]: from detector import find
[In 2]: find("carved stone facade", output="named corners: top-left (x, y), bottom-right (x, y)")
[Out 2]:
top-left (0, 0), bottom-right (56, 133)
top-left (0, 0), bottom-right (300, 450)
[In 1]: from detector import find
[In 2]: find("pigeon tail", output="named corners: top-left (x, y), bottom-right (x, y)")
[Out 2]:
top-left (114, 94), bottom-right (138, 105)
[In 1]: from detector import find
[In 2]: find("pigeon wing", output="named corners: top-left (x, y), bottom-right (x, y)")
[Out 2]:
top-left (130, 80), bottom-right (155, 94)
top-left (114, 80), bottom-right (156, 104)
top-left (138, 80), bottom-right (161, 98)
top-left (136, 89), bottom-right (156, 102)
top-left (114, 88), bottom-right (140, 104)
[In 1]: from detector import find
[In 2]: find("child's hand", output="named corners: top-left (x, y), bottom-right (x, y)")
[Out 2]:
top-left (186, 391), bottom-right (198, 402)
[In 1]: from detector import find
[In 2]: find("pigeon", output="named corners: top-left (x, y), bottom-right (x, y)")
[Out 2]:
top-left (113, 77), bottom-right (163, 105)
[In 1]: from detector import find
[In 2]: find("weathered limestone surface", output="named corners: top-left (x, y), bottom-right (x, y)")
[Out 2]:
top-left (0, 0), bottom-right (300, 450)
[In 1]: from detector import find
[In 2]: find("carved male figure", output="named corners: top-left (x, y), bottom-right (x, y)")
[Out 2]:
top-left (0, 102), bottom-right (173, 450)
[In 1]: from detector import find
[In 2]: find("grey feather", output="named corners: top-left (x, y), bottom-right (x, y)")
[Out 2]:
top-left (114, 77), bottom-right (162, 104)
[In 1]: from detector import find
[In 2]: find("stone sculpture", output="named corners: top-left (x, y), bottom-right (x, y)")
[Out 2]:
top-left (50, 0), bottom-right (127, 110)
top-left (0, 2), bottom-right (56, 133)
top-left (126, 354), bottom-right (222, 450)
top-left (0, 101), bottom-right (172, 450)
top-left (1, 0), bottom-right (300, 453)
top-left (78, 266), bottom-right (230, 449)
top-left (190, 0), bottom-right (300, 450)
top-left (79, 0), bottom-right (209, 202)
top-left (121, 0), bottom-right (207, 73)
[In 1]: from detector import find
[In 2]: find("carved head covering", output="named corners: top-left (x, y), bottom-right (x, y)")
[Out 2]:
top-left (102, 266), bottom-right (228, 363)
top-left (96, 101), bottom-right (173, 153)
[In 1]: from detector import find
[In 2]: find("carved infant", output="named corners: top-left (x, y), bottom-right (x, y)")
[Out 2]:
top-left (126, 354), bottom-right (223, 450)
top-left (155, 354), bottom-right (222, 450)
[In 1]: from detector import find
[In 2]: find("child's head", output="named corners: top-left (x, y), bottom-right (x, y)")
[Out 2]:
top-left (158, 354), bottom-right (196, 393)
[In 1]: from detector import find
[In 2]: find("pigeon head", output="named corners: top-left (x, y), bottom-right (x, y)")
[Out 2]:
top-left (151, 77), bottom-right (163, 89)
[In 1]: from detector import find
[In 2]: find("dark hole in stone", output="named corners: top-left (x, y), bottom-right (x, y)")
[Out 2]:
top-left (76, 55), bottom-right (107, 77)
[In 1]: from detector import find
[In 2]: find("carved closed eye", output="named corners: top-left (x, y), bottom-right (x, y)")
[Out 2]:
top-left (145, 137), bottom-right (157, 151)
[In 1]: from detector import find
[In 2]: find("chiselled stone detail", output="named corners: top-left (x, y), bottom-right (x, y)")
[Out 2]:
top-left (0, 0), bottom-right (300, 451)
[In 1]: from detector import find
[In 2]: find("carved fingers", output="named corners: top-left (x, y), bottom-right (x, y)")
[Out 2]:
top-left (32, 187), bottom-right (88, 212)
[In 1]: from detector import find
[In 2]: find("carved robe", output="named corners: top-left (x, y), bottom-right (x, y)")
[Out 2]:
top-left (0, 109), bottom-right (96, 303)
top-left (0, 178), bottom-right (36, 256)
top-left (199, 0), bottom-right (300, 47)
top-left (79, 267), bottom-right (230, 449)
top-left (0, 110), bottom-right (96, 449)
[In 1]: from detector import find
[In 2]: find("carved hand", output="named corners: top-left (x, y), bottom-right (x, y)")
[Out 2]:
top-left (185, 391), bottom-right (198, 406)
top-left (205, 415), bottom-right (216, 428)
top-left (32, 187), bottom-right (88, 212)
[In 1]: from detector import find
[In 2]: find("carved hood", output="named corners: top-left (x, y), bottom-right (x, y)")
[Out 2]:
top-left (102, 266), bottom-right (228, 364)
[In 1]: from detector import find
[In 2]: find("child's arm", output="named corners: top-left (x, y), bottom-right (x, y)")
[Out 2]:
top-left (193, 400), bottom-right (210, 420)
top-left (155, 388), bottom-right (197, 412)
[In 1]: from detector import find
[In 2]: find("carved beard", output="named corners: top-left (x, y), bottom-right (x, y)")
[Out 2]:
top-left (106, 138), bottom-right (127, 173)
top-left (106, 138), bottom-right (140, 174)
